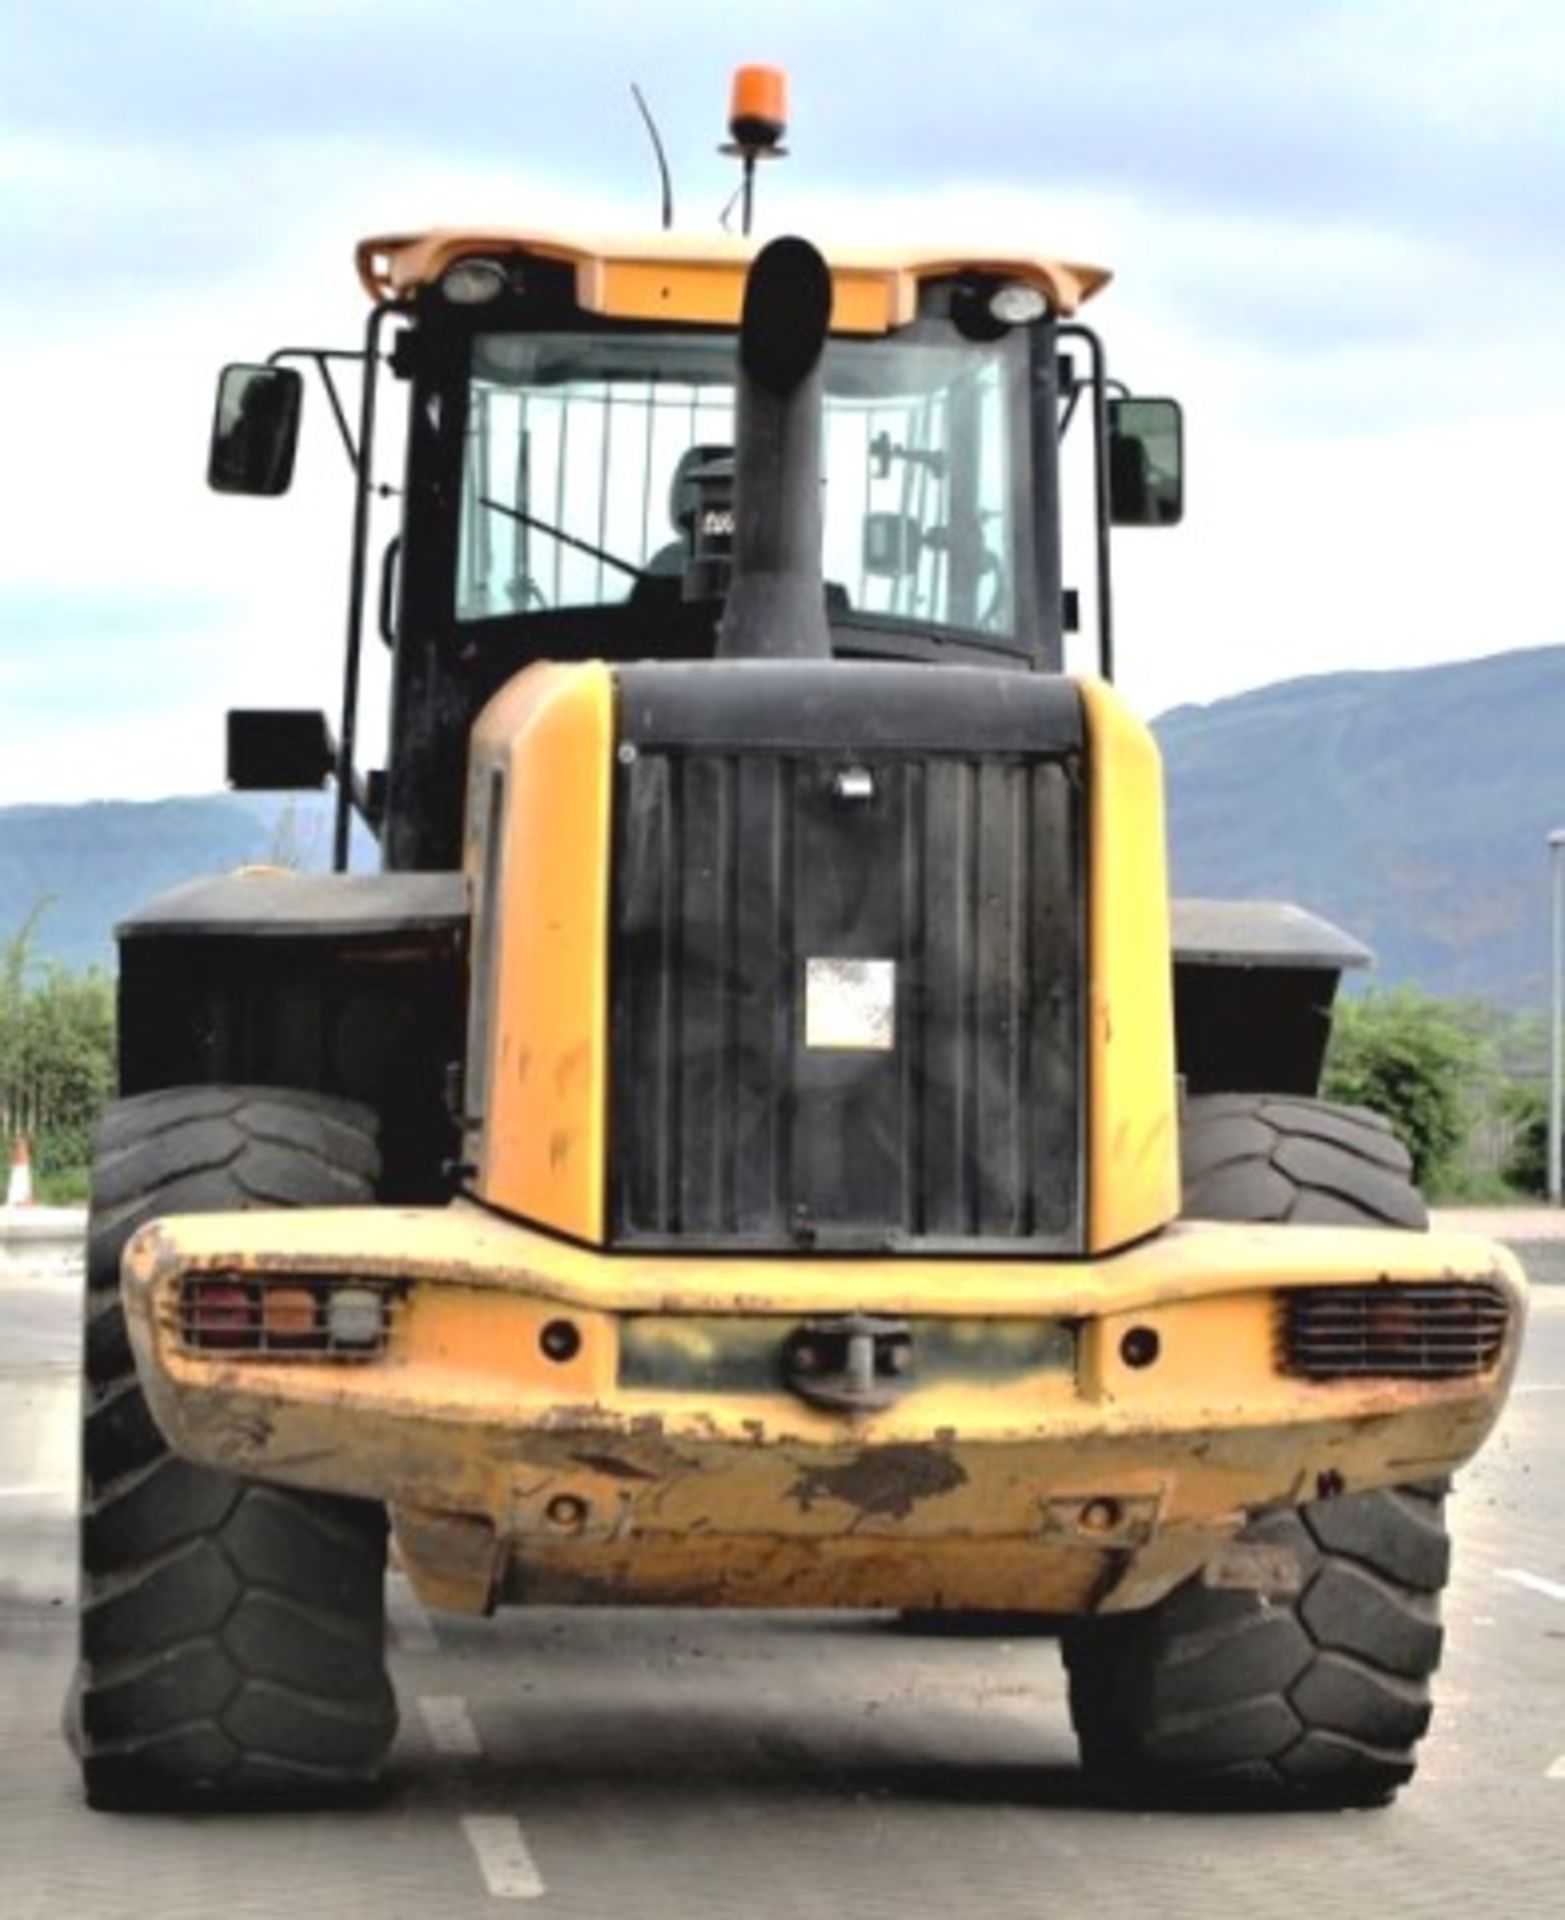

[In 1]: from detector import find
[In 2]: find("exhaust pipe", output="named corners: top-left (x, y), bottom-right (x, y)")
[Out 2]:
top-left (716, 235), bottom-right (834, 661)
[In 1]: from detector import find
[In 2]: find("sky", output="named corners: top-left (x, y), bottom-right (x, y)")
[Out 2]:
top-left (2, 0), bottom-right (1563, 807)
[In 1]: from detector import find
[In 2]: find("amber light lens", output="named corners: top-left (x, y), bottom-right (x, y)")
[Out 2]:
top-left (729, 64), bottom-right (788, 146)
top-left (262, 1285), bottom-right (322, 1346)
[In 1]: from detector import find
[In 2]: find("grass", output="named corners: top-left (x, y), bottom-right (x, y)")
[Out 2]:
top-left (1423, 1165), bottom-right (1533, 1207)
top-left (32, 1163), bottom-right (90, 1206)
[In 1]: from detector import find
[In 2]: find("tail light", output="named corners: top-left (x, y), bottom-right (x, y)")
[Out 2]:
top-left (182, 1279), bottom-right (258, 1350)
top-left (178, 1275), bottom-right (396, 1360)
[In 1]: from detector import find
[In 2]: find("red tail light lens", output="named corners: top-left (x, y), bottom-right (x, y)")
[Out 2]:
top-left (184, 1279), bottom-right (258, 1350)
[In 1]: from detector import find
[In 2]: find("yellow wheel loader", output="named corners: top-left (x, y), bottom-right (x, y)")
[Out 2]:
top-left (69, 73), bottom-right (1525, 1812)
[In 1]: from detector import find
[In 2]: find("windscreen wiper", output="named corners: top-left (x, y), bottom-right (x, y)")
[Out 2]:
top-left (478, 496), bottom-right (644, 582)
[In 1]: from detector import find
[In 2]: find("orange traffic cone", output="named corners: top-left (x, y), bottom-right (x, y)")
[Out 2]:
top-left (6, 1137), bottom-right (34, 1208)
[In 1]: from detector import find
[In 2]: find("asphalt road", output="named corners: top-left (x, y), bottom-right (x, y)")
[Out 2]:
top-left (2, 1247), bottom-right (1562, 1918)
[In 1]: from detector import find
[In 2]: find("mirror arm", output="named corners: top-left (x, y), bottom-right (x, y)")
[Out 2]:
top-left (268, 346), bottom-right (365, 474)
top-left (316, 360), bottom-right (358, 474)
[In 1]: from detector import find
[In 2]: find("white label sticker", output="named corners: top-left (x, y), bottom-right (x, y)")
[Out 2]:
top-left (804, 958), bottom-right (896, 1051)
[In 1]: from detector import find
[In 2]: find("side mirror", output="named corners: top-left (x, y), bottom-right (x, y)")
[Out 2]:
top-left (208, 364), bottom-right (303, 496)
top-left (227, 709), bottom-right (334, 790)
top-left (1109, 396), bottom-right (1183, 527)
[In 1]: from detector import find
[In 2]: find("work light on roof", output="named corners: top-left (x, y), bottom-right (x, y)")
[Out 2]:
top-left (989, 282), bottom-right (1048, 325)
top-left (439, 257), bottom-right (511, 305)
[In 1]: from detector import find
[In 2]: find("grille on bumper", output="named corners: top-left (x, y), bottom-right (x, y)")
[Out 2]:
top-left (609, 663), bottom-right (1086, 1253)
top-left (1279, 1281), bottom-right (1510, 1381)
top-left (177, 1274), bottom-right (401, 1360)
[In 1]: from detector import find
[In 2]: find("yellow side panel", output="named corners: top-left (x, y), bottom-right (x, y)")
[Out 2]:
top-left (466, 662), bottom-right (614, 1242)
top-left (1080, 679), bottom-right (1180, 1251)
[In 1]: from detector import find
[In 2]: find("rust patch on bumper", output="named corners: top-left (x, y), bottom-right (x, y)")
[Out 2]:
top-left (120, 1199), bottom-right (1529, 1619)
top-left (788, 1444), bottom-right (968, 1520)
top-left (568, 1450), bottom-right (661, 1481)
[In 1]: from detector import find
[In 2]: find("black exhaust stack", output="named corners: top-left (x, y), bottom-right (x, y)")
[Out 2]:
top-left (716, 235), bottom-right (834, 661)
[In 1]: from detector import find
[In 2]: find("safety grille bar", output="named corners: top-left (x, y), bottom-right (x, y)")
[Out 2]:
top-left (1279, 1281), bottom-right (1510, 1381)
top-left (176, 1273), bottom-right (403, 1362)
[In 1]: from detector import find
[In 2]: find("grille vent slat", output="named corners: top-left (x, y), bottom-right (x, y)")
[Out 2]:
top-left (1280, 1282), bottom-right (1509, 1381)
top-left (607, 661), bottom-right (1088, 1254)
top-left (610, 747), bottom-right (1083, 1250)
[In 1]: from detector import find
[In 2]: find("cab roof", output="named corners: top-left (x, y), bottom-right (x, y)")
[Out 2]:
top-left (355, 228), bottom-right (1111, 333)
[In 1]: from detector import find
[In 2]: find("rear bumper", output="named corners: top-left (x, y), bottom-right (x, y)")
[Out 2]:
top-left (122, 1202), bottom-right (1527, 1618)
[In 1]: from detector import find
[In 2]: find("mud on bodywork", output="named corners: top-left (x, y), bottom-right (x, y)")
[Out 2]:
top-left (120, 1199), bottom-right (1528, 1620)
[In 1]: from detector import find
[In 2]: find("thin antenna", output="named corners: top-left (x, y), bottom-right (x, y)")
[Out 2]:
top-left (630, 83), bottom-right (674, 231)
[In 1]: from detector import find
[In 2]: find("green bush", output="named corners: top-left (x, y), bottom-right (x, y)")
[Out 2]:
top-left (1323, 987), bottom-right (1479, 1191)
top-left (1498, 1081), bottom-right (1548, 1196)
top-left (1, 907), bottom-right (115, 1193)
top-left (36, 1162), bottom-right (93, 1206)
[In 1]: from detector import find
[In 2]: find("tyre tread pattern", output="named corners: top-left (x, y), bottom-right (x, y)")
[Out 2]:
top-left (1065, 1487), bottom-right (1448, 1808)
top-left (71, 1086), bottom-right (397, 1810)
top-left (1180, 1093), bottom-right (1426, 1229)
top-left (1063, 1092), bottom-right (1446, 1809)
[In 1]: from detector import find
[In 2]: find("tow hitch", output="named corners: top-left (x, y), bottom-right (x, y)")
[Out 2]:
top-left (782, 1314), bottom-right (913, 1412)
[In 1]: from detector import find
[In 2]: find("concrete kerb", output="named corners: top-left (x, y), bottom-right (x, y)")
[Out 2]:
top-left (0, 1207), bottom-right (86, 1280)
top-left (1434, 1208), bottom-right (1565, 1287)
top-left (1506, 1242), bottom-right (1565, 1285)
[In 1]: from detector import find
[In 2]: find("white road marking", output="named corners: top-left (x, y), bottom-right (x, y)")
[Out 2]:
top-left (1497, 1567), bottom-right (1565, 1604)
top-left (0, 1486), bottom-right (59, 1500)
top-left (461, 1815), bottom-right (545, 1900)
top-left (1548, 1755), bottom-right (1565, 1781)
top-left (419, 1695), bottom-right (482, 1756)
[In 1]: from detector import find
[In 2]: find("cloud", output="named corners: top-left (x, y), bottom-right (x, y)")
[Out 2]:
top-left (10, 5), bottom-right (1563, 383)
top-left (2, 2), bottom-right (1562, 805)
top-left (14, 5), bottom-right (1564, 244)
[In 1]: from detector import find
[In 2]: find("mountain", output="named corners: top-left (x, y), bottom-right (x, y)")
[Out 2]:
top-left (0, 795), bottom-right (334, 974)
top-left (3, 645), bottom-right (1562, 1005)
top-left (1155, 644), bottom-right (1565, 1008)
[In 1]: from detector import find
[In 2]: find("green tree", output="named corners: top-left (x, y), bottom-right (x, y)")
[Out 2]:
top-left (0, 905), bottom-right (116, 1197)
top-left (1323, 987), bottom-right (1479, 1190)
top-left (1498, 1080), bottom-right (1548, 1197)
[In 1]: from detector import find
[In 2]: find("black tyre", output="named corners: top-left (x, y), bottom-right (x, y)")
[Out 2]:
top-left (1180, 1092), bottom-right (1426, 1229)
top-left (68, 1086), bottom-right (398, 1810)
top-left (1063, 1093), bottom-right (1448, 1810)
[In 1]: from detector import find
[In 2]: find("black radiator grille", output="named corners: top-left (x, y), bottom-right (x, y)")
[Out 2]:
top-left (608, 664), bottom-right (1085, 1253)
top-left (1279, 1281), bottom-right (1510, 1381)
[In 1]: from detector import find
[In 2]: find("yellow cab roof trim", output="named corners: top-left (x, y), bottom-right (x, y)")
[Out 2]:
top-left (355, 229), bottom-right (1112, 333)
